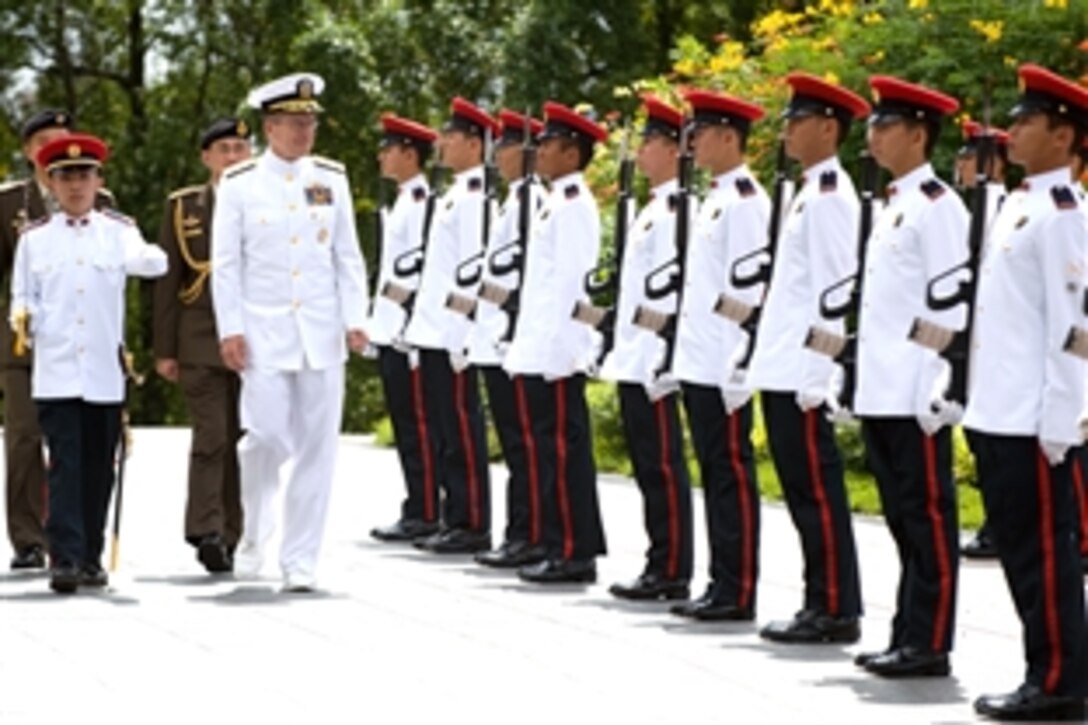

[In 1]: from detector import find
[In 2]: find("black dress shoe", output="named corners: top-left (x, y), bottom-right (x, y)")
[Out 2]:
top-left (975, 682), bottom-right (1086, 721)
top-left (854, 648), bottom-right (893, 667)
top-left (11, 545), bottom-right (46, 570)
top-left (518, 558), bottom-right (597, 584)
top-left (670, 586), bottom-right (716, 617)
top-left (688, 600), bottom-right (755, 622)
top-left (962, 525), bottom-right (998, 560)
top-left (760, 609), bottom-right (861, 644)
top-left (864, 646), bottom-right (950, 678)
top-left (371, 518), bottom-right (440, 543)
top-left (196, 534), bottom-right (233, 574)
top-left (80, 563), bottom-right (109, 588)
top-left (49, 564), bottom-right (81, 594)
top-left (417, 527), bottom-right (491, 554)
top-left (475, 541), bottom-right (547, 568)
top-left (609, 573), bottom-right (690, 601)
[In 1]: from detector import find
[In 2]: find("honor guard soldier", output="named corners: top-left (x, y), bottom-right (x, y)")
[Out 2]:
top-left (1069, 140), bottom-right (1088, 574)
top-left (403, 98), bottom-right (495, 554)
top-left (10, 134), bottom-right (167, 593)
top-left (212, 73), bottom-right (369, 592)
top-left (0, 109), bottom-right (115, 570)
top-left (471, 109), bottom-right (550, 568)
top-left (749, 74), bottom-right (867, 644)
top-left (504, 101), bottom-right (608, 584)
top-left (368, 114), bottom-right (443, 544)
top-left (964, 64), bottom-right (1088, 722)
top-left (602, 95), bottom-right (694, 601)
top-left (853, 76), bottom-right (968, 678)
top-left (667, 89), bottom-right (769, 621)
top-left (953, 120), bottom-right (1009, 561)
top-left (153, 117), bottom-right (251, 573)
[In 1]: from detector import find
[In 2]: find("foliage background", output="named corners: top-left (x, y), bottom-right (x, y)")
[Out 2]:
top-left (1, 0), bottom-right (1084, 519)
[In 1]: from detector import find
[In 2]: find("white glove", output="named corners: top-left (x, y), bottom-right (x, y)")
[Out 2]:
top-left (360, 342), bottom-right (380, 360)
top-left (449, 350), bottom-right (470, 373)
top-left (1040, 439), bottom-right (1069, 466)
top-left (932, 397), bottom-right (964, 428)
top-left (722, 387), bottom-right (752, 414)
top-left (916, 410), bottom-right (943, 437)
top-left (645, 373), bottom-right (680, 403)
top-left (407, 348), bottom-right (421, 370)
top-left (796, 389), bottom-right (825, 412)
top-left (825, 395), bottom-right (855, 425)
top-left (391, 334), bottom-right (412, 355)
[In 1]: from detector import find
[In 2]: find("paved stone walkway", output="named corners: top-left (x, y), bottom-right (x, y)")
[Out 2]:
top-left (0, 428), bottom-right (1069, 724)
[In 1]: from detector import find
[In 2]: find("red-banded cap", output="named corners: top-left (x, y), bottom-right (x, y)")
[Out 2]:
top-left (37, 133), bottom-right (109, 173)
top-left (540, 101), bottom-right (608, 144)
top-left (496, 109), bottom-right (544, 146)
top-left (380, 114), bottom-right (438, 149)
top-left (444, 97), bottom-right (500, 138)
top-left (958, 119), bottom-right (1009, 152)
top-left (868, 75), bottom-right (959, 126)
top-left (783, 72), bottom-right (870, 121)
top-left (684, 89), bottom-right (765, 133)
top-left (641, 95), bottom-right (684, 141)
top-left (1012, 63), bottom-right (1088, 131)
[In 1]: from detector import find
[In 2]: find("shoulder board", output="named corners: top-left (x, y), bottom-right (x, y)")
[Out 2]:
top-left (168, 184), bottom-right (204, 201)
top-left (224, 159), bottom-right (257, 179)
top-left (20, 216), bottom-right (49, 235)
top-left (98, 187), bottom-right (115, 200)
top-left (735, 177), bottom-right (756, 197)
top-left (412, 186), bottom-right (427, 202)
top-left (102, 208), bottom-right (135, 226)
top-left (467, 177), bottom-right (482, 192)
top-left (819, 171), bottom-right (837, 193)
top-left (1051, 186), bottom-right (1078, 211)
top-left (0, 179), bottom-right (28, 196)
top-left (564, 184), bottom-right (580, 200)
top-left (313, 155), bottom-right (345, 174)
top-left (920, 179), bottom-right (945, 200)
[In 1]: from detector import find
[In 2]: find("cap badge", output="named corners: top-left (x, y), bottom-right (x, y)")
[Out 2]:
top-left (56, 113), bottom-right (67, 126)
top-left (67, 143), bottom-right (81, 159)
top-left (299, 79), bottom-right (313, 99)
top-left (237, 120), bottom-right (249, 136)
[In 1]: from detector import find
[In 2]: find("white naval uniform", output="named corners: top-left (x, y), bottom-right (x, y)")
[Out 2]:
top-left (467, 177), bottom-right (543, 366)
top-left (212, 150), bottom-right (368, 585)
top-left (403, 165), bottom-right (485, 356)
top-left (964, 167), bottom-right (1086, 450)
top-left (854, 163), bottom-right (969, 421)
top-left (11, 210), bottom-right (167, 402)
top-left (748, 156), bottom-right (856, 402)
top-left (504, 171), bottom-right (600, 378)
top-left (672, 165), bottom-right (768, 389)
top-left (366, 173), bottom-right (429, 347)
top-left (600, 179), bottom-right (679, 388)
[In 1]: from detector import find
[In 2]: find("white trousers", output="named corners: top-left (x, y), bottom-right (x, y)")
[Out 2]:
top-left (236, 364), bottom-right (345, 581)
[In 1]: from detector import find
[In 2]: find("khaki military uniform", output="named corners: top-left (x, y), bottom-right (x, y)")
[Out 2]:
top-left (153, 183), bottom-right (242, 549)
top-left (0, 179), bottom-right (112, 554)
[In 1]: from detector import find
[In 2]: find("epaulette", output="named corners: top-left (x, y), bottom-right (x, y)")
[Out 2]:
top-left (224, 159), bottom-right (257, 179)
top-left (467, 177), bottom-right (482, 192)
top-left (564, 184), bottom-right (580, 200)
top-left (0, 179), bottom-right (28, 196)
top-left (313, 155), bottom-right (345, 174)
top-left (411, 186), bottom-right (426, 202)
top-left (1051, 186), bottom-right (1078, 211)
top-left (920, 179), bottom-right (945, 200)
top-left (102, 208), bottom-right (135, 226)
top-left (168, 184), bottom-right (204, 201)
top-left (736, 178), bottom-right (756, 197)
top-left (819, 171), bottom-right (837, 193)
top-left (98, 187), bottom-right (116, 200)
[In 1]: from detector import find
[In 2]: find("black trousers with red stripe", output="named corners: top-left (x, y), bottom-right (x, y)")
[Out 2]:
top-left (968, 431), bottom-right (1086, 697)
top-left (1069, 448), bottom-right (1088, 556)
top-left (517, 374), bottom-right (605, 561)
top-left (419, 348), bottom-right (490, 532)
top-left (861, 417), bottom-right (959, 653)
top-left (618, 383), bottom-right (693, 581)
top-left (378, 346), bottom-right (441, 523)
top-left (482, 366), bottom-right (540, 546)
top-left (762, 391), bottom-right (861, 618)
top-left (683, 383), bottom-right (760, 610)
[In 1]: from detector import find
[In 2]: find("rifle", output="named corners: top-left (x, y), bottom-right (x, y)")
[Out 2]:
top-left (629, 120), bottom-right (693, 379)
top-left (802, 150), bottom-right (879, 411)
top-left (380, 161), bottom-right (444, 324)
top-left (446, 127), bottom-right (498, 318)
top-left (905, 108), bottom-right (995, 406)
top-left (713, 140), bottom-right (791, 372)
top-left (480, 113), bottom-right (537, 342)
top-left (369, 172), bottom-right (388, 307)
top-left (570, 122), bottom-right (634, 363)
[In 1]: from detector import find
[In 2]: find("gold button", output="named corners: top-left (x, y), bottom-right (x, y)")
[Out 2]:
top-left (292, 269), bottom-right (300, 278)
top-left (285, 174), bottom-right (293, 182)
top-left (292, 300), bottom-right (301, 309)
top-left (289, 204), bottom-right (297, 212)
top-left (291, 236), bottom-right (299, 245)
